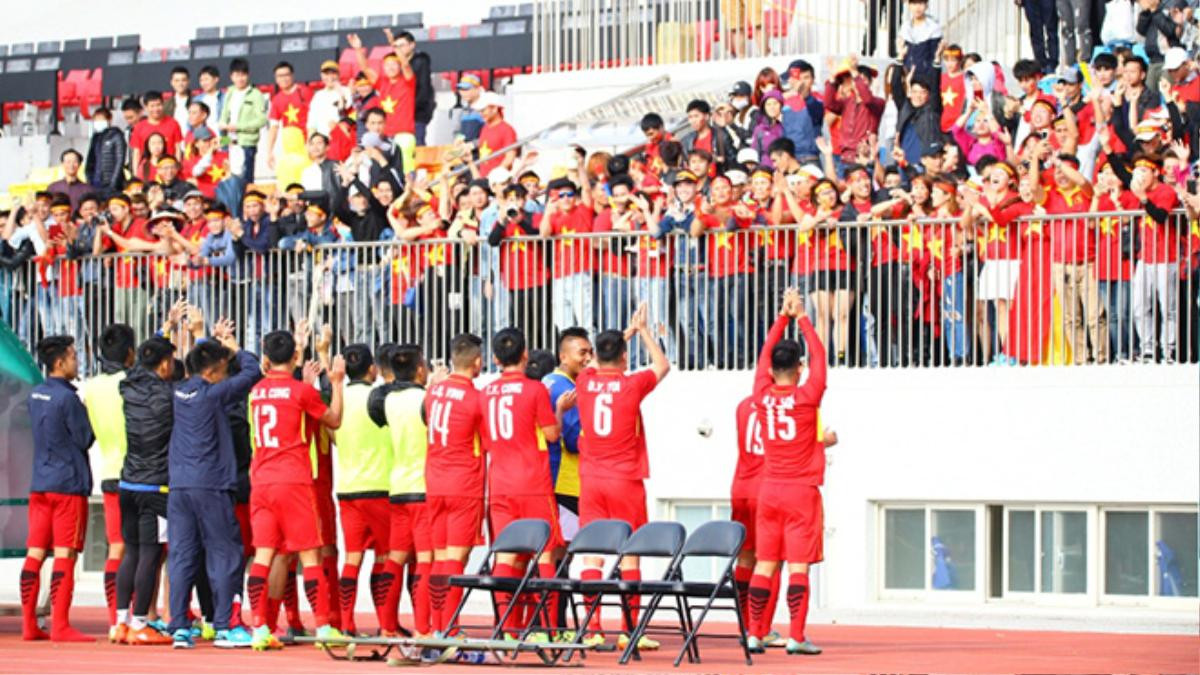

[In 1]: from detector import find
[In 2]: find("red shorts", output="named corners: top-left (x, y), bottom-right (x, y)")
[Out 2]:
top-left (755, 483), bottom-right (823, 564)
top-left (389, 500), bottom-right (432, 553)
top-left (340, 497), bottom-right (390, 553)
top-left (251, 483), bottom-right (324, 552)
top-left (27, 492), bottom-right (88, 551)
top-left (427, 495), bottom-right (484, 550)
top-left (579, 477), bottom-right (648, 530)
top-left (102, 490), bottom-right (123, 546)
top-left (234, 502), bottom-right (253, 558)
top-left (730, 497), bottom-right (758, 553)
top-left (316, 485), bottom-right (337, 550)
top-left (488, 494), bottom-right (564, 551)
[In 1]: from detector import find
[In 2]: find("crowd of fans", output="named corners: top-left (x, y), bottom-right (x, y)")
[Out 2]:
top-left (2, 0), bottom-right (1200, 372)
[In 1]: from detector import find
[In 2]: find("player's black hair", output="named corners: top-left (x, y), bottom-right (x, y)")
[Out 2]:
top-left (137, 336), bottom-right (176, 370)
top-left (686, 99), bottom-right (711, 115)
top-left (770, 339), bottom-right (804, 371)
top-left (557, 327), bottom-right (591, 355)
top-left (660, 140), bottom-right (684, 168)
top-left (364, 107), bottom-right (387, 123)
top-left (188, 100), bottom-right (210, 117)
top-left (975, 154), bottom-right (999, 176)
top-left (120, 97), bottom-right (142, 113)
top-left (36, 335), bottom-right (74, 370)
top-left (525, 350), bottom-right (556, 381)
top-left (450, 333), bottom-right (483, 370)
top-left (343, 343), bottom-right (374, 381)
top-left (686, 148), bottom-right (713, 165)
top-left (1012, 59), bottom-right (1042, 81)
top-left (492, 328), bottom-right (526, 367)
top-left (229, 58), bottom-right (250, 75)
top-left (99, 324), bottom-right (136, 365)
top-left (60, 149), bottom-right (83, 164)
top-left (186, 340), bottom-right (232, 376)
top-left (767, 137), bottom-right (796, 158)
top-left (143, 90), bottom-right (163, 105)
top-left (594, 330), bottom-right (626, 364)
top-left (274, 61), bottom-right (294, 74)
top-left (639, 112), bottom-right (664, 132)
top-left (609, 174), bottom-right (635, 192)
top-left (199, 65), bottom-right (220, 79)
top-left (396, 30), bottom-right (416, 43)
top-left (263, 330), bottom-right (297, 367)
top-left (375, 343), bottom-right (398, 376)
top-left (1091, 52), bottom-right (1118, 70)
top-left (1125, 55), bottom-right (1147, 75)
top-left (170, 358), bottom-right (186, 382)
top-left (606, 154), bottom-right (630, 177)
top-left (170, 66), bottom-right (190, 78)
top-left (391, 344), bottom-right (424, 383)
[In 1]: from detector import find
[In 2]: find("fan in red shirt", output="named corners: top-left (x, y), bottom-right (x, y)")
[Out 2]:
top-left (424, 334), bottom-right (485, 634)
top-left (487, 184), bottom-right (547, 338)
top-left (475, 92), bottom-right (518, 176)
top-left (478, 328), bottom-right (568, 639)
top-left (130, 93), bottom-right (183, 168)
top-left (744, 289), bottom-right (826, 656)
top-left (539, 177), bottom-right (595, 334)
top-left (243, 331), bottom-right (346, 650)
top-left (574, 303), bottom-right (669, 648)
top-left (964, 161), bottom-right (1029, 364)
top-left (349, 33), bottom-right (415, 138)
top-left (1120, 154), bottom-right (1183, 361)
top-left (265, 62), bottom-right (313, 171)
top-left (180, 126), bottom-right (230, 200)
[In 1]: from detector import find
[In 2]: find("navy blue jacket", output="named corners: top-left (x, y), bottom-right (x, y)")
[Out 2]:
top-left (29, 377), bottom-right (95, 495)
top-left (168, 350), bottom-right (261, 491)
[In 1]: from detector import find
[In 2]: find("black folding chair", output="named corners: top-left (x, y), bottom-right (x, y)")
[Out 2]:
top-left (445, 518), bottom-right (551, 639)
top-left (574, 521), bottom-right (686, 660)
top-left (519, 519), bottom-right (632, 663)
top-left (620, 520), bottom-right (751, 667)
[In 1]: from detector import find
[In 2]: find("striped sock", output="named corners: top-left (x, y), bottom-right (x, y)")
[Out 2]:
top-left (338, 563), bottom-right (360, 634)
top-left (786, 573), bottom-right (810, 643)
top-left (747, 573), bottom-right (771, 639)
top-left (103, 558), bottom-right (120, 626)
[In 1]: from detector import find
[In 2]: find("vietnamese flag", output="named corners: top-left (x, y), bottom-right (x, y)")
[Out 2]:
top-left (940, 71), bottom-right (967, 133)
top-left (1005, 219), bottom-right (1054, 364)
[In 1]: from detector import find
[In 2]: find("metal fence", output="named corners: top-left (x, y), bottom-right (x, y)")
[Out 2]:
top-left (531, 0), bottom-right (1028, 73)
top-left (4, 211), bottom-right (1198, 375)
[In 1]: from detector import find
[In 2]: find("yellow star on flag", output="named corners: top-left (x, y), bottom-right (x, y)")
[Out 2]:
top-left (514, 241), bottom-right (527, 252)
top-left (901, 226), bottom-right (924, 252)
top-left (796, 229), bottom-right (814, 247)
top-left (207, 164), bottom-right (227, 183)
top-left (284, 104), bottom-right (300, 125)
top-left (942, 87), bottom-right (958, 108)
top-left (1142, 215), bottom-right (1157, 229)
top-left (869, 226), bottom-right (885, 240)
top-left (987, 224), bottom-right (1008, 243)
top-left (479, 142), bottom-right (493, 159)
top-left (426, 245), bottom-right (446, 265)
top-left (1098, 217), bottom-right (1116, 236)
top-left (757, 229), bottom-right (775, 246)
top-left (1191, 220), bottom-right (1199, 238)
top-left (926, 237), bottom-right (944, 259)
top-left (380, 96), bottom-right (397, 115)
top-left (827, 231), bottom-right (844, 250)
top-left (715, 231), bottom-right (735, 249)
top-left (1024, 220), bottom-right (1044, 238)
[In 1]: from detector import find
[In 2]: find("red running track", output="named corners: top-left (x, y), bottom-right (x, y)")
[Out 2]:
top-left (0, 607), bottom-right (1194, 673)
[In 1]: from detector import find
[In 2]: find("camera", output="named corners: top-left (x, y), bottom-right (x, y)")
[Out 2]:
top-left (505, 207), bottom-right (519, 219)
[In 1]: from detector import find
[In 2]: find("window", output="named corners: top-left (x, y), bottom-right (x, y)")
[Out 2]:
top-left (1102, 509), bottom-right (1198, 599)
top-left (669, 502), bottom-right (731, 582)
top-left (1105, 511), bottom-right (1148, 595)
top-left (1040, 510), bottom-right (1087, 594)
top-left (1156, 512), bottom-right (1197, 597)
top-left (881, 506), bottom-right (980, 594)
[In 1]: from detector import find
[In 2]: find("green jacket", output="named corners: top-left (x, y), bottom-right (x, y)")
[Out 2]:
top-left (219, 85), bottom-right (268, 147)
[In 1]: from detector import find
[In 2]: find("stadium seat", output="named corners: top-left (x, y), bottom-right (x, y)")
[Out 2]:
top-left (763, 0), bottom-right (797, 39)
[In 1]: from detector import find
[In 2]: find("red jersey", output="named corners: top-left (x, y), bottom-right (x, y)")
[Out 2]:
top-left (1094, 195), bottom-right (1132, 281)
top-left (815, 224), bottom-right (853, 271)
top-left (376, 73), bottom-right (416, 136)
top-left (791, 205), bottom-right (819, 276)
top-left (575, 368), bottom-right (659, 481)
top-left (1121, 183), bottom-right (1183, 264)
top-left (499, 216), bottom-right (548, 290)
top-left (131, 117), bottom-right (183, 157)
top-left (547, 204), bottom-right (594, 278)
top-left (479, 371), bottom-right (556, 497)
top-left (752, 315), bottom-right (827, 485)
top-left (269, 85), bottom-right (312, 131)
top-left (1043, 183), bottom-right (1094, 263)
top-left (702, 210), bottom-right (752, 277)
top-left (182, 150), bottom-right (231, 200)
top-left (980, 192), bottom-right (1029, 260)
top-left (249, 372), bottom-right (328, 486)
top-left (591, 208), bottom-right (635, 277)
top-left (478, 120), bottom-right (517, 176)
top-left (939, 71), bottom-right (967, 132)
top-left (633, 219), bottom-right (670, 278)
top-left (731, 396), bottom-right (764, 500)
top-left (424, 373), bottom-right (485, 498)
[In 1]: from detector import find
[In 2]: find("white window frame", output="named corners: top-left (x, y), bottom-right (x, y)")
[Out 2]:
top-left (1000, 504), bottom-right (1096, 607)
top-left (1099, 506), bottom-right (1199, 609)
top-left (875, 503), bottom-right (986, 604)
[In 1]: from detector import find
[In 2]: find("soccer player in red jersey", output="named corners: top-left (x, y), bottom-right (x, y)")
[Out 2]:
top-left (424, 334), bottom-right (486, 635)
top-left (745, 289), bottom-right (827, 656)
top-left (479, 328), bottom-right (570, 640)
top-left (733, 393), bottom-right (837, 648)
top-left (244, 331), bottom-right (346, 651)
top-left (574, 303), bottom-right (670, 650)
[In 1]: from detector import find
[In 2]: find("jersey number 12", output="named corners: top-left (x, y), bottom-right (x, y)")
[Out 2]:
top-left (254, 404), bottom-right (279, 449)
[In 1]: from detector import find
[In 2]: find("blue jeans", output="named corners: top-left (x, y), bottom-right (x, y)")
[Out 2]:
top-left (1098, 279), bottom-right (1131, 361)
top-left (0, 271), bottom-right (12, 329)
top-left (239, 145), bottom-right (257, 183)
top-left (244, 284), bottom-right (274, 352)
top-left (704, 275), bottom-right (747, 369)
top-left (59, 295), bottom-right (88, 372)
top-left (552, 274), bottom-right (594, 334)
top-left (1022, 0), bottom-right (1060, 70)
top-left (596, 275), bottom-right (631, 333)
top-left (675, 271), bottom-right (707, 368)
top-left (414, 122), bottom-right (428, 146)
top-left (942, 272), bottom-right (969, 361)
top-left (36, 283), bottom-right (60, 338)
top-left (632, 276), bottom-right (674, 365)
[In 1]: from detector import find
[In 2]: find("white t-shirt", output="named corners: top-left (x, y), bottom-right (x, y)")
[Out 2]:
top-left (171, 93), bottom-right (190, 131)
top-left (226, 86), bottom-right (248, 134)
top-left (308, 86), bottom-right (351, 135)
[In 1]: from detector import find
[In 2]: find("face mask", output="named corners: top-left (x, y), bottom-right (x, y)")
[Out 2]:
top-left (93, 120), bottom-right (109, 133)
top-left (731, 97), bottom-right (749, 111)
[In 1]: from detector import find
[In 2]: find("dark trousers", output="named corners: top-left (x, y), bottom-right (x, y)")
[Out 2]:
top-left (1023, 0), bottom-right (1060, 72)
top-left (166, 488), bottom-right (244, 632)
top-left (863, 0), bottom-right (903, 57)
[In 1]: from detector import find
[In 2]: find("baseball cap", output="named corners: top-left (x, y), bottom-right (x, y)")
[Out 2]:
top-left (736, 147), bottom-right (760, 165)
top-left (725, 168), bottom-right (748, 186)
top-left (320, 60), bottom-right (340, 73)
top-left (192, 125), bottom-right (215, 141)
top-left (457, 73), bottom-right (482, 91)
top-left (799, 164), bottom-right (824, 181)
top-left (473, 91), bottom-right (505, 111)
top-left (487, 166), bottom-right (513, 186)
top-left (1134, 119), bottom-right (1164, 141)
top-left (1057, 67), bottom-right (1080, 85)
top-left (671, 170), bottom-right (698, 185)
top-left (182, 189), bottom-right (205, 202)
top-left (728, 81), bottom-right (752, 98)
top-left (1164, 47), bottom-right (1188, 72)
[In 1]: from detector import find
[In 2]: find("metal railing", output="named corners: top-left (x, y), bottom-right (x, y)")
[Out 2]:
top-left (4, 211), bottom-right (1197, 374)
top-left (531, 0), bottom-right (1028, 74)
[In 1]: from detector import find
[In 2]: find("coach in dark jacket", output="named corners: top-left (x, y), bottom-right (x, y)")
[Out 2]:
top-left (165, 337), bottom-right (260, 640)
top-left (86, 109), bottom-right (127, 195)
top-left (29, 343), bottom-right (94, 497)
top-left (119, 337), bottom-right (176, 489)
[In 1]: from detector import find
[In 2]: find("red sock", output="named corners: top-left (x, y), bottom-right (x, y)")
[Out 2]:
top-left (536, 562), bottom-right (560, 633)
top-left (323, 556), bottom-right (341, 629)
top-left (580, 567), bottom-right (603, 632)
top-left (747, 573), bottom-right (772, 639)
top-left (766, 568), bottom-right (782, 634)
top-left (491, 563), bottom-right (521, 634)
top-left (20, 557), bottom-right (46, 640)
top-left (230, 593), bottom-right (244, 629)
top-left (440, 559), bottom-right (466, 633)
top-left (368, 561), bottom-right (387, 632)
top-left (267, 597), bottom-right (282, 632)
top-left (734, 565), bottom-right (753, 629)
top-left (411, 561), bottom-right (432, 635)
top-left (338, 563), bottom-right (360, 634)
top-left (104, 558), bottom-right (120, 626)
top-left (381, 559), bottom-right (404, 634)
top-left (284, 570), bottom-right (303, 630)
top-left (247, 563), bottom-right (270, 628)
top-left (620, 568), bottom-right (641, 633)
top-left (786, 573), bottom-right (810, 642)
top-left (50, 557), bottom-right (89, 641)
top-left (303, 565), bottom-right (330, 628)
